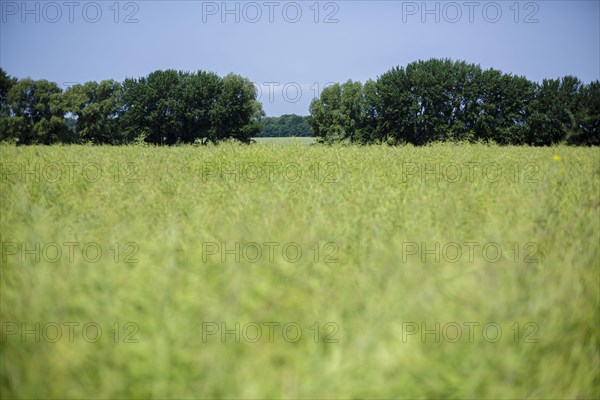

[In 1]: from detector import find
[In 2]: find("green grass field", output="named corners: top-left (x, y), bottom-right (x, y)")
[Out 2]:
top-left (1, 142), bottom-right (599, 399)
top-left (253, 137), bottom-right (316, 146)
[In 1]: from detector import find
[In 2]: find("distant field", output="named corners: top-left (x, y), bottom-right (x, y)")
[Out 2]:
top-left (253, 136), bottom-right (315, 145)
top-left (1, 143), bottom-right (598, 399)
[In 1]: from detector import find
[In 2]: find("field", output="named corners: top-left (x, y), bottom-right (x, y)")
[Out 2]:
top-left (253, 137), bottom-right (316, 146)
top-left (1, 142), bottom-right (599, 399)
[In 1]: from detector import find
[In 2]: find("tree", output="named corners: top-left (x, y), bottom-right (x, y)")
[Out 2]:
top-left (121, 70), bottom-right (183, 144)
top-left (0, 116), bottom-right (29, 143)
top-left (375, 59), bottom-right (527, 145)
top-left (569, 80), bottom-right (600, 145)
top-left (359, 80), bottom-right (381, 143)
top-left (0, 68), bottom-right (17, 118)
top-left (177, 70), bottom-right (222, 143)
top-left (319, 59), bottom-right (542, 145)
top-left (377, 60), bottom-right (458, 144)
top-left (375, 66), bottom-right (414, 144)
top-left (63, 80), bottom-right (124, 144)
top-left (5, 78), bottom-right (68, 144)
top-left (473, 70), bottom-right (536, 144)
top-left (0, 69), bottom-right (20, 142)
top-left (308, 81), bottom-right (368, 144)
top-left (208, 73), bottom-right (263, 144)
top-left (527, 76), bottom-right (587, 145)
top-left (120, 70), bottom-right (262, 145)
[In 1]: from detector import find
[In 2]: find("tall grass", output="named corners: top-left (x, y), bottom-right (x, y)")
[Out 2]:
top-left (1, 142), bottom-right (598, 399)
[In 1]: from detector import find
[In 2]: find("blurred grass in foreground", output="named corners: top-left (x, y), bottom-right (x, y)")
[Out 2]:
top-left (1, 142), bottom-right (598, 399)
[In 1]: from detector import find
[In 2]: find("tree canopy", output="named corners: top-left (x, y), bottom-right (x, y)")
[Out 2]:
top-left (1, 61), bottom-right (598, 146)
top-left (0, 68), bottom-right (263, 145)
top-left (308, 59), bottom-right (599, 146)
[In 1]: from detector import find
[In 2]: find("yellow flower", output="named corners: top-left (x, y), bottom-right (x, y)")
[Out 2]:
top-left (553, 154), bottom-right (561, 162)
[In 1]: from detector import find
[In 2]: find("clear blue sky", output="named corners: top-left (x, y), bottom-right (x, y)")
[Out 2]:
top-left (1, 0), bottom-right (598, 116)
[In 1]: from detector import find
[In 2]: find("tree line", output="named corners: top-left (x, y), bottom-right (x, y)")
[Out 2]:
top-left (0, 69), bottom-right (263, 145)
top-left (308, 59), bottom-right (599, 146)
top-left (2, 60), bottom-right (599, 146)
top-left (257, 114), bottom-right (311, 137)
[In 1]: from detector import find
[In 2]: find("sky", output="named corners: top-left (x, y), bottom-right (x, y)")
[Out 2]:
top-left (1, 0), bottom-right (599, 116)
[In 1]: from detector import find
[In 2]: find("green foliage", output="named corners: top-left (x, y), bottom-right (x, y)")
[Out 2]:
top-left (310, 59), bottom-right (599, 146)
top-left (525, 76), bottom-right (600, 146)
top-left (1, 61), bottom-right (597, 146)
top-left (573, 81), bottom-right (600, 145)
top-left (0, 68), bottom-right (18, 118)
top-left (120, 70), bottom-right (263, 145)
top-left (208, 73), bottom-right (263, 144)
top-left (4, 78), bottom-right (68, 144)
top-left (0, 116), bottom-right (29, 143)
top-left (178, 71), bottom-right (222, 143)
top-left (527, 76), bottom-right (582, 145)
top-left (0, 69), bottom-right (263, 146)
top-left (121, 69), bottom-right (183, 145)
top-left (63, 80), bottom-right (124, 144)
top-left (376, 60), bottom-right (538, 145)
top-left (308, 80), bottom-right (373, 144)
top-left (258, 114), bottom-right (311, 137)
